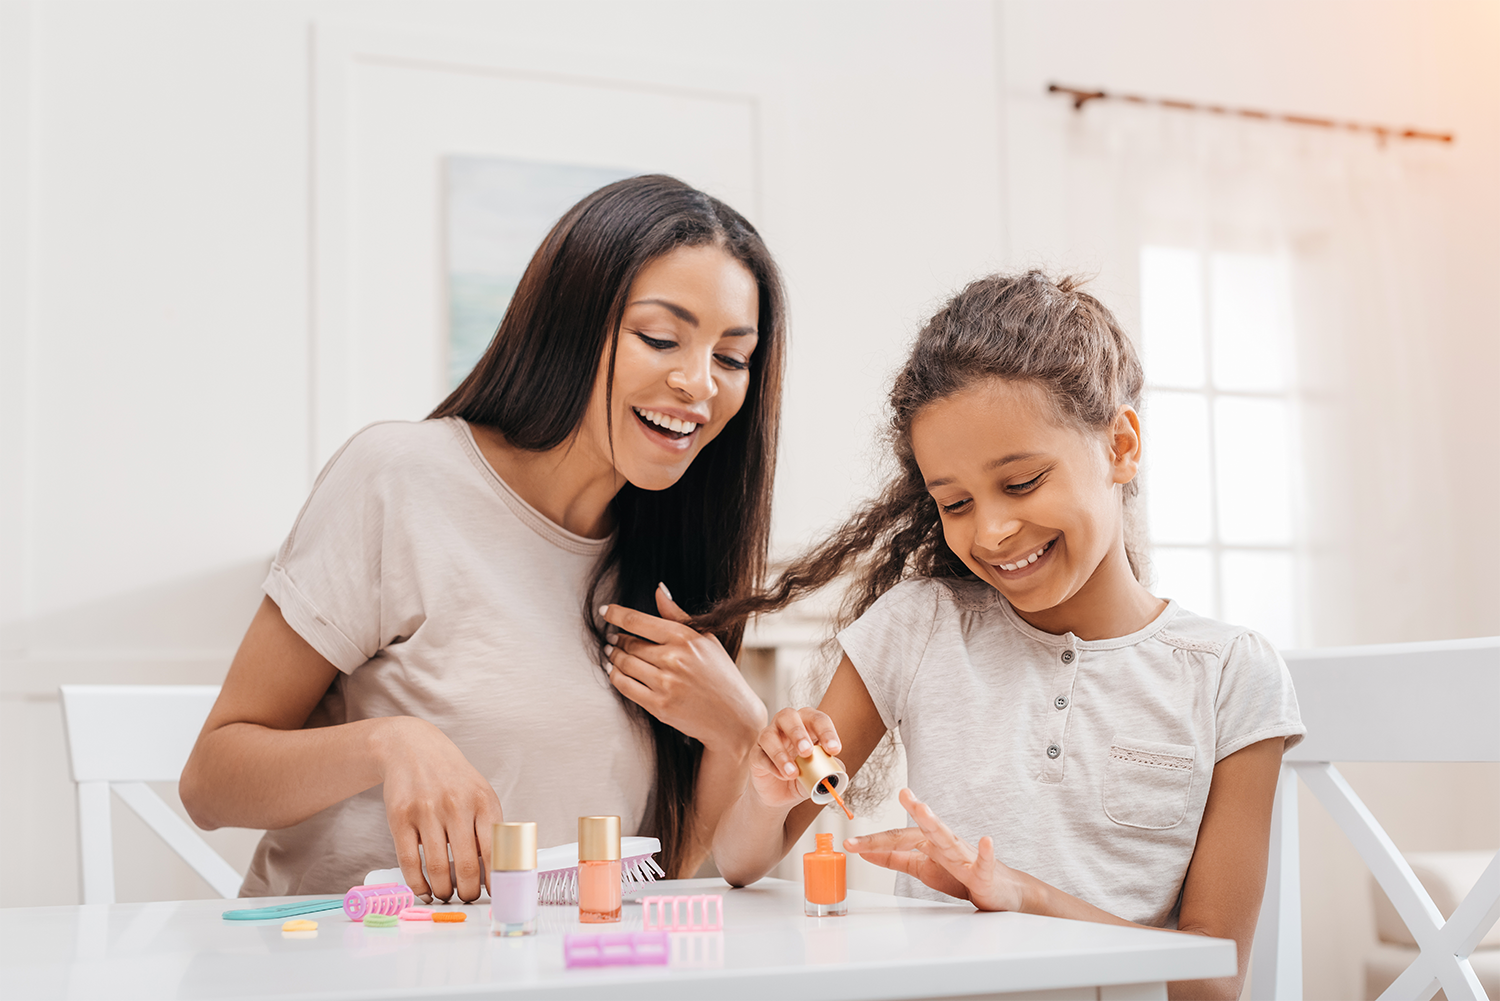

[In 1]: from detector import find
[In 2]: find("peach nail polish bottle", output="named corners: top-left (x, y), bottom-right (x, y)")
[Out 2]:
top-left (804, 832), bottom-right (847, 916)
top-left (577, 815), bottom-right (622, 923)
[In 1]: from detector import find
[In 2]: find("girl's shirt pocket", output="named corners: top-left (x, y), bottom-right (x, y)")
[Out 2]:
top-left (1102, 738), bottom-right (1197, 830)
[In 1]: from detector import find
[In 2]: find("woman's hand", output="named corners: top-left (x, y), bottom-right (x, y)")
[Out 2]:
top-left (600, 584), bottom-right (766, 753)
top-left (844, 788), bottom-right (1026, 912)
top-left (748, 706), bottom-right (844, 810)
top-left (375, 716), bottom-right (505, 905)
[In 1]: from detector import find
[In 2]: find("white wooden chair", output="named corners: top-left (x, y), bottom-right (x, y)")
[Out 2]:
top-left (59, 684), bottom-right (243, 904)
top-left (1251, 637), bottom-right (1500, 1001)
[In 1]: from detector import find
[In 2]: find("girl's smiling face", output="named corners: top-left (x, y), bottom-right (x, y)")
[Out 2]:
top-left (911, 377), bottom-right (1147, 636)
top-left (585, 242), bottom-right (760, 491)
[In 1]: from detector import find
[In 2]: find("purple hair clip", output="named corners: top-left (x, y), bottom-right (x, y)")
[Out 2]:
top-left (563, 931), bottom-right (670, 968)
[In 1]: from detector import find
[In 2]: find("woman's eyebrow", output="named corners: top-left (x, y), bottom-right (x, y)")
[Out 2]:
top-left (630, 298), bottom-right (698, 325)
top-left (629, 297), bottom-right (757, 337)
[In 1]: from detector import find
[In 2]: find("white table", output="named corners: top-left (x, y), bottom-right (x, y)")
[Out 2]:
top-left (1, 877), bottom-right (1235, 1000)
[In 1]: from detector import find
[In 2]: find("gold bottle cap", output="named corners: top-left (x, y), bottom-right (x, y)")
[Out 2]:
top-left (491, 822), bottom-right (537, 872)
top-left (796, 745), bottom-right (850, 806)
top-left (578, 816), bottom-right (621, 861)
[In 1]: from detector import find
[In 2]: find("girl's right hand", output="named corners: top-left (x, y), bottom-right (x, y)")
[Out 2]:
top-left (376, 717), bottom-right (504, 904)
top-left (749, 707), bottom-right (843, 810)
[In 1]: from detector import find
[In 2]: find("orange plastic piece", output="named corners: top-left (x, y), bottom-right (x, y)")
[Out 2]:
top-left (432, 911), bottom-right (467, 923)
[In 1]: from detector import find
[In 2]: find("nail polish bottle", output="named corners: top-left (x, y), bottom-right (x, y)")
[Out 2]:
top-left (489, 822), bottom-right (538, 936)
top-left (804, 832), bottom-right (847, 917)
top-left (577, 815), bottom-right (622, 923)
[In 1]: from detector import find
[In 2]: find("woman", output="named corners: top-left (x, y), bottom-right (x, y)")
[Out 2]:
top-left (180, 175), bottom-right (786, 901)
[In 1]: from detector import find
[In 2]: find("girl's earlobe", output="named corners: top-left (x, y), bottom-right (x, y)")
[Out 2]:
top-left (1110, 406), bottom-right (1144, 484)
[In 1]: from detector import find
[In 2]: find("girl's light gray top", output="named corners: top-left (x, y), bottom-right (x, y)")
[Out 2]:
top-left (840, 577), bottom-right (1304, 927)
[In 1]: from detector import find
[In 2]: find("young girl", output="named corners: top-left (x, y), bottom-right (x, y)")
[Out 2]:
top-left (710, 272), bottom-right (1303, 1001)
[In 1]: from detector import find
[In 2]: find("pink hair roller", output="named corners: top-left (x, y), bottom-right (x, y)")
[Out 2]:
top-left (342, 883), bottom-right (415, 921)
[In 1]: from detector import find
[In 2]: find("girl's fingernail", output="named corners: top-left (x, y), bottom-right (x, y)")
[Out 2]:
top-left (598, 605), bottom-right (609, 616)
top-left (797, 740), bottom-right (812, 754)
top-left (604, 644), bottom-right (615, 657)
top-left (606, 633), bottom-right (618, 644)
top-left (783, 762), bottom-right (798, 776)
top-left (658, 582), bottom-right (673, 600)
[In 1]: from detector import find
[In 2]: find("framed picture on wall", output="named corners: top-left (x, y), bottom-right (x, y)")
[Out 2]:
top-left (444, 156), bottom-right (632, 390)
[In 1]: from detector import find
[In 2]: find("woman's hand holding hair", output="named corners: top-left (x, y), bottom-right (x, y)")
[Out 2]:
top-left (600, 584), bottom-right (767, 874)
top-left (600, 585), bottom-right (766, 754)
top-left (376, 717), bottom-right (505, 905)
top-left (845, 788), bottom-right (1026, 912)
top-left (749, 707), bottom-right (843, 810)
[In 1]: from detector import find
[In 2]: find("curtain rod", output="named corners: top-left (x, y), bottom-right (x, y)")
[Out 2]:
top-left (1047, 82), bottom-right (1454, 145)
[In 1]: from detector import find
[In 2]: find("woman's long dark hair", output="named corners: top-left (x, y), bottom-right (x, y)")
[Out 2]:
top-left (430, 175), bottom-right (786, 876)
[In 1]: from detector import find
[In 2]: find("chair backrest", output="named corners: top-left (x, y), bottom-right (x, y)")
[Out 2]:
top-left (1250, 637), bottom-right (1500, 1001)
top-left (58, 685), bottom-right (244, 904)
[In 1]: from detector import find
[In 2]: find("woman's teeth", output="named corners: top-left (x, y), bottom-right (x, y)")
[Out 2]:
top-left (1000, 539), bottom-right (1054, 572)
top-left (634, 408), bottom-right (698, 436)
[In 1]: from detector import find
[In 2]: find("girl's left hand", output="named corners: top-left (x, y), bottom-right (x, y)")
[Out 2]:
top-left (844, 788), bottom-right (1026, 912)
top-left (600, 584), bottom-right (767, 752)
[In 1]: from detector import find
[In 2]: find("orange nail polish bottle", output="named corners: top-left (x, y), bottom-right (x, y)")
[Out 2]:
top-left (803, 832), bottom-right (847, 916)
top-left (577, 815), bottom-right (622, 923)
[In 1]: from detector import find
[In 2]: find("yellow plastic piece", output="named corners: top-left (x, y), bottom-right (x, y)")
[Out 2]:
top-left (281, 919), bottom-right (318, 932)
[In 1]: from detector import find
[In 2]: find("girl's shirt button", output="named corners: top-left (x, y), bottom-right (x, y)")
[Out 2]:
top-left (1054, 695), bottom-right (1069, 710)
top-left (1061, 650), bottom-right (1076, 664)
top-left (1046, 744), bottom-right (1062, 759)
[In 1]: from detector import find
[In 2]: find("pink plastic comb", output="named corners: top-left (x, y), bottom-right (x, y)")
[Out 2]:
top-left (342, 883), bottom-right (415, 921)
top-left (564, 931), bottom-right (670, 968)
top-left (640, 894), bottom-right (723, 931)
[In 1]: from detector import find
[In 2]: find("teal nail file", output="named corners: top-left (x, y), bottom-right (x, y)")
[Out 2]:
top-left (222, 898), bottom-right (345, 921)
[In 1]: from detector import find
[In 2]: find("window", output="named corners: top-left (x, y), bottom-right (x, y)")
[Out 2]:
top-left (1138, 246), bottom-right (1302, 648)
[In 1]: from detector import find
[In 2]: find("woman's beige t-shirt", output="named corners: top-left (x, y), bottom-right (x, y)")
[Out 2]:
top-left (839, 577), bottom-right (1304, 928)
top-left (240, 418), bottom-right (655, 896)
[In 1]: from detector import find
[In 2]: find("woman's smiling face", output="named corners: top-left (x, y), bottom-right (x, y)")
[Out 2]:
top-left (585, 242), bottom-right (760, 492)
top-left (911, 377), bottom-right (1141, 629)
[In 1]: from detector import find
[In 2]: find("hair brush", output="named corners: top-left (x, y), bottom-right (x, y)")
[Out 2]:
top-left (364, 836), bottom-right (665, 905)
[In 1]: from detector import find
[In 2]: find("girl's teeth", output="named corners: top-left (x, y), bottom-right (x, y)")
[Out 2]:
top-left (1001, 541), bottom-right (1051, 572)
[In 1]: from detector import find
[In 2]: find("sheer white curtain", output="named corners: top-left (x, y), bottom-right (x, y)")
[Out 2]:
top-left (1034, 101), bottom-right (1465, 647)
